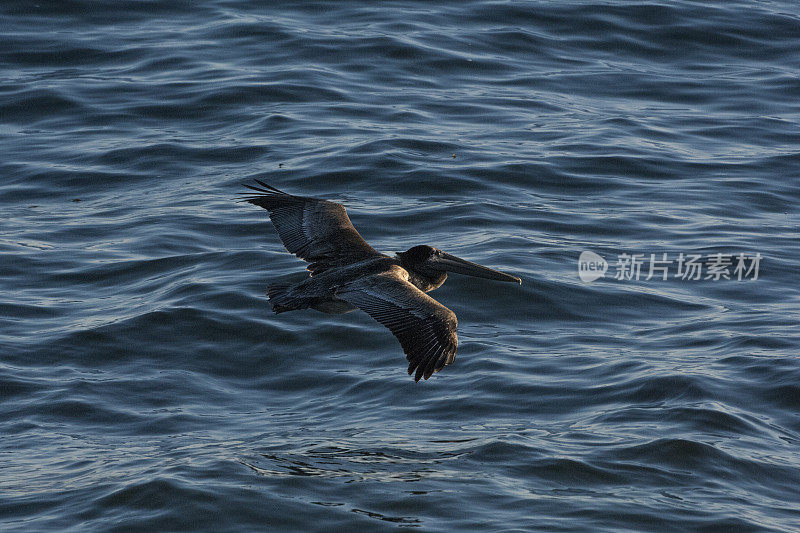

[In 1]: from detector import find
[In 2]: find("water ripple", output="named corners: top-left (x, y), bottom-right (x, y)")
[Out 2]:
top-left (2, 0), bottom-right (800, 531)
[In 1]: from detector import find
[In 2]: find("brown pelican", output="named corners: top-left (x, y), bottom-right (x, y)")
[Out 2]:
top-left (242, 180), bottom-right (521, 381)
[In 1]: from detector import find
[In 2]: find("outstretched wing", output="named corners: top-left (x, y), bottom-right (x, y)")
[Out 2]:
top-left (241, 180), bottom-right (380, 273)
top-left (337, 269), bottom-right (458, 382)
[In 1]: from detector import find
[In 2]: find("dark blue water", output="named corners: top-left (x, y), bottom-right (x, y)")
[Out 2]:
top-left (2, 1), bottom-right (800, 531)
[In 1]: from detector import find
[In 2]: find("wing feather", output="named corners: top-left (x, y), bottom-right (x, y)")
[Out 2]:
top-left (241, 180), bottom-right (379, 273)
top-left (338, 271), bottom-right (458, 382)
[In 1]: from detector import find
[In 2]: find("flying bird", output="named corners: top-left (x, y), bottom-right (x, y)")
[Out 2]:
top-left (242, 180), bottom-right (521, 381)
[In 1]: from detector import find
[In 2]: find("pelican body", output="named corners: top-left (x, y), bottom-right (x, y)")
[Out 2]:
top-left (242, 180), bottom-right (521, 381)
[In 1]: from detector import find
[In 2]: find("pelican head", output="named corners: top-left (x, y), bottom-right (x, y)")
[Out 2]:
top-left (397, 245), bottom-right (521, 284)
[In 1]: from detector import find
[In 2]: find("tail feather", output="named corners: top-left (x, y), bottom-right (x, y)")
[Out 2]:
top-left (267, 284), bottom-right (308, 313)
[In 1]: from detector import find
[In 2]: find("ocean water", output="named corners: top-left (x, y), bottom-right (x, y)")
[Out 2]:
top-left (2, 1), bottom-right (800, 531)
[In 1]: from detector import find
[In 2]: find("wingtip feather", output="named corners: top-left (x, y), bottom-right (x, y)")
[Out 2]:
top-left (253, 179), bottom-right (288, 195)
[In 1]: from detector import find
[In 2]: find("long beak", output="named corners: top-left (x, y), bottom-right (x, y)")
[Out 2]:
top-left (435, 252), bottom-right (522, 284)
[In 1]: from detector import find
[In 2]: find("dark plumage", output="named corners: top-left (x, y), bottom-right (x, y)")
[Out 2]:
top-left (241, 180), bottom-right (521, 381)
